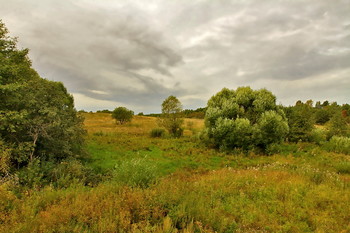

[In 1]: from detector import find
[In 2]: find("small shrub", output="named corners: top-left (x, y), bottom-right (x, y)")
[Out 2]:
top-left (266, 143), bottom-right (284, 155)
top-left (93, 131), bottom-right (104, 136)
top-left (50, 159), bottom-right (88, 188)
top-left (308, 128), bottom-right (327, 145)
top-left (325, 136), bottom-right (350, 154)
top-left (113, 158), bottom-right (158, 188)
top-left (150, 128), bottom-right (166, 138)
top-left (335, 161), bottom-right (350, 174)
top-left (17, 159), bottom-right (45, 188)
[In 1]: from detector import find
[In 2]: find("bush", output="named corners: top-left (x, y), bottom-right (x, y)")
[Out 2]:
top-left (327, 112), bottom-right (349, 139)
top-left (204, 87), bottom-right (289, 151)
top-left (150, 128), bottom-right (166, 138)
top-left (212, 117), bottom-right (255, 151)
top-left (49, 159), bottom-right (89, 188)
top-left (112, 107), bottom-right (134, 124)
top-left (113, 158), bottom-right (158, 188)
top-left (308, 128), bottom-right (327, 145)
top-left (325, 136), bottom-right (350, 154)
top-left (284, 103), bottom-right (315, 142)
top-left (335, 161), bottom-right (350, 174)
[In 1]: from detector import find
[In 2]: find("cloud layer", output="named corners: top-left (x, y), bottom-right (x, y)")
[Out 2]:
top-left (1, 0), bottom-right (349, 112)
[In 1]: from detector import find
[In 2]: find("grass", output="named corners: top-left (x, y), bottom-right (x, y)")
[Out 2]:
top-left (1, 113), bottom-right (350, 232)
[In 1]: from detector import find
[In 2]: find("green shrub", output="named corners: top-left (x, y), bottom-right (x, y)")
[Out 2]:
top-left (204, 87), bottom-right (289, 152)
top-left (50, 159), bottom-right (89, 188)
top-left (112, 107), bottom-right (134, 124)
top-left (93, 131), bottom-right (104, 136)
top-left (308, 128), bottom-right (327, 145)
top-left (325, 136), bottom-right (350, 154)
top-left (327, 112), bottom-right (349, 139)
top-left (17, 159), bottom-right (45, 188)
top-left (150, 128), bottom-right (166, 138)
top-left (113, 158), bottom-right (158, 188)
top-left (335, 161), bottom-right (350, 174)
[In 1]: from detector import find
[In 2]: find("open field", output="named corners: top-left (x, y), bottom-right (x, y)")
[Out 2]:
top-left (1, 113), bottom-right (350, 232)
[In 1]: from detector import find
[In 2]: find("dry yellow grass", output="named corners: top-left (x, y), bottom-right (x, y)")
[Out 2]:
top-left (82, 113), bottom-right (204, 136)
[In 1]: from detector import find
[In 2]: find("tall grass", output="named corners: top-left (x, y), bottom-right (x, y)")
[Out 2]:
top-left (325, 136), bottom-right (350, 154)
top-left (113, 158), bottom-right (159, 188)
top-left (1, 166), bottom-right (349, 232)
top-left (1, 113), bottom-right (350, 232)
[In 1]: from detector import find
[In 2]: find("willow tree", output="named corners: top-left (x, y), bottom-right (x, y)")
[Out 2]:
top-left (204, 87), bottom-right (289, 151)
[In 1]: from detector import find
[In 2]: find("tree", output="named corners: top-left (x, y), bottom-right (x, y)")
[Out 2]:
top-left (327, 112), bottom-right (349, 138)
top-left (284, 102), bottom-right (315, 142)
top-left (314, 108), bottom-right (331, 125)
top-left (112, 107), bottom-right (134, 124)
top-left (204, 87), bottom-right (289, 151)
top-left (0, 20), bottom-right (85, 174)
top-left (160, 95), bottom-right (184, 137)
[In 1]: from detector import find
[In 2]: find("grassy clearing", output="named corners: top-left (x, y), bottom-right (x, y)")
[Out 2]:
top-left (1, 113), bottom-right (350, 232)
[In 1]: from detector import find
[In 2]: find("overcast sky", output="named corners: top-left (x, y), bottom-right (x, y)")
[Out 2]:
top-left (1, 0), bottom-right (349, 113)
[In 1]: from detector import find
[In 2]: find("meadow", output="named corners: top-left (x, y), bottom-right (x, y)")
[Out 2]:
top-left (1, 113), bottom-right (350, 232)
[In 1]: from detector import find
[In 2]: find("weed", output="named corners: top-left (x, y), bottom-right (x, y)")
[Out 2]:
top-left (150, 128), bottom-right (166, 138)
top-left (325, 136), bottom-right (350, 154)
top-left (113, 157), bottom-right (159, 188)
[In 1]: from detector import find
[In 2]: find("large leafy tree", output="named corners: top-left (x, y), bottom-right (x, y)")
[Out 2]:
top-left (0, 20), bottom-right (85, 175)
top-left (204, 87), bottom-right (289, 151)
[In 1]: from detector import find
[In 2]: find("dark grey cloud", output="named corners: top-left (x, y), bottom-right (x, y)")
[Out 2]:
top-left (0, 0), bottom-right (349, 112)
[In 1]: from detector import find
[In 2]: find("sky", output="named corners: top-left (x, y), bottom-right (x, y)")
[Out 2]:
top-left (1, 0), bottom-right (349, 113)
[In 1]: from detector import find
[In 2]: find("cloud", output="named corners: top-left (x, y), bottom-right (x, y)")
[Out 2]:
top-left (1, 0), bottom-right (349, 112)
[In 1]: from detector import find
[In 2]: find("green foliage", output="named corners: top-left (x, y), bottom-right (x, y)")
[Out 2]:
top-left (325, 136), bottom-right (350, 154)
top-left (182, 107), bottom-right (206, 119)
top-left (327, 112), bottom-right (349, 138)
top-left (285, 102), bottom-right (315, 142)
top-left (256, 110), bottom-right (289, 147)
top-left (0, 21), bottom-right (85, 171)
top-left (335, 161), bottom-right (350, 174)
top-left (113, 158), bottom-right (158, 188)
top-left (308, 128), bottom-right (327, 145)
top-left (0, 140), bottom-right (11, 176)
top-left (212, 117), bottom-right (255, 151)
top-left (111, 107), bottom-right (134, 124)
top-left (16, 158), bottom-right (95, 190)
top-left (2, 113), bottom-right (350, 232)
top-left (96, 109), bottom-right (112, 113)
top-left (150, 128), bottom-right (166, 138)
top-left (204, 87), bottom-right (288, 151)
top-left (314, 108), bottom-right (331, 125)
top-left (160, 95), bottom-right (184, 137)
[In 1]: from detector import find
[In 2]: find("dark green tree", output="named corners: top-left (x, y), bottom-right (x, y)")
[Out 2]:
top-left (112, 107), bottom-right (134, 124)
top-left (284, 102), bottom-right (315, 142)
top-left (0, 20), bottom-right (85, 174)
top-left (327, 112), bottom-right (349, 138)
top-left (314, 108), bottom-right (331, 125)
